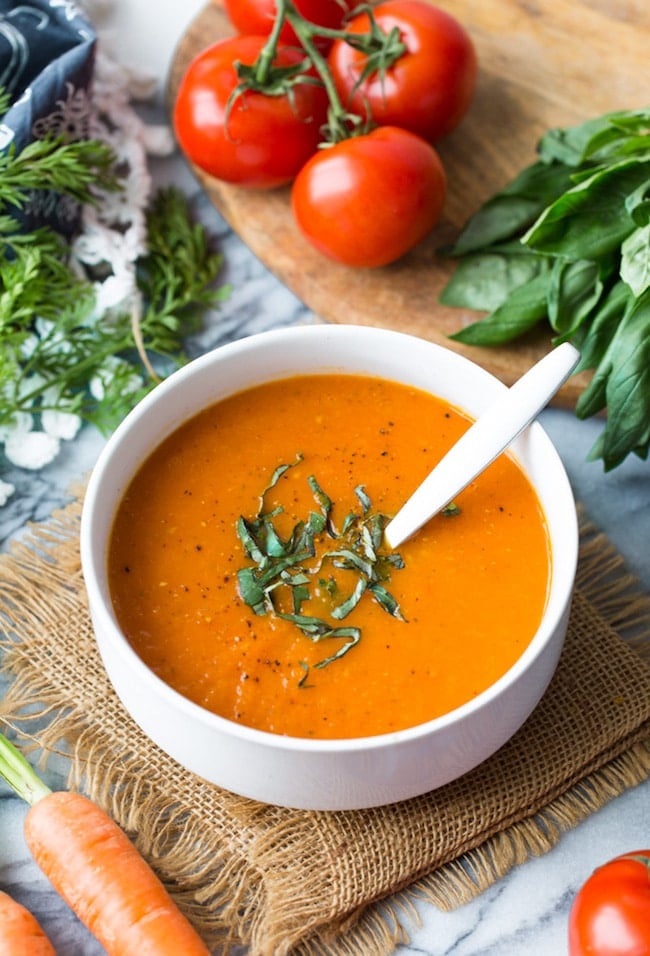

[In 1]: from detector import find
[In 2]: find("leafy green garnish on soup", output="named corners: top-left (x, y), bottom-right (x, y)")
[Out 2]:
top-left (235, 455), bottom-right (406, 677)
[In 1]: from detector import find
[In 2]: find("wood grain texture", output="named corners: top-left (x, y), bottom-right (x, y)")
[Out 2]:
top-left (168, 0), bottom-right (649, 406)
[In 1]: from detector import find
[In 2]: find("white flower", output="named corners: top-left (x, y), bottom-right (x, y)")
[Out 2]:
top-left (72, 211), bottom-right (130, 266)
top-left (4, 429), bottom-right (61, 470)
top-left (16, 372), bottom-right (48, 404)
top-left (0, 411), bottom-right (33, 443)
top-left (92, 270), bottom-right (138, 316)
top-left (90, 355), bottom-right (143, 400)
top-left (41, 408), bottom-right (82, 440)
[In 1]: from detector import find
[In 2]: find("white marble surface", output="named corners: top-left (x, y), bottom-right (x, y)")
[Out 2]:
top-left (1, 2), bottom-right (649, 954)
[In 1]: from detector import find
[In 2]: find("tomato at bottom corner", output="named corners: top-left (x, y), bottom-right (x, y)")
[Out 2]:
top-left (290, 126), bottom-right (447, 268)
top-left (569, 850), bottom-right (650, 956)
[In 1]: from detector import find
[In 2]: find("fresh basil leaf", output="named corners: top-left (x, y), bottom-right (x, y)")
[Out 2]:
top-left (584, 113), bottom-right (650, 164)
top-left (523, 159), bottom-right (650, 260)
top-left (237, 464), bottom-right (406, 676)
top-left (354, 484), bottom-right (371, 514)
top-left (331, 577), bottom-right (367, 619)
top-left (367, 513), bottom-right (386, 552)
top-left (382, 553), bottom-right (405, 572)
top-left (539, 108), bottom-right (650, 166)
top-left (450, 270), bottom-right (553, 346)
top-left (257, 549), bottom-right (315, 586)
top-left (329, 548), bottom-right (375, 579)
top-left (439, 107), bottom-right (650, 469)
top-left (624, 179), bottom-right (650, 226)
top-left (277, 612), bottom-right (334, 638)
top-left (297, 661), bottom-right (312, 689)
top-left (547, 258), bottom-right (603, 338)
top-left (307, 511), bottom-right (326, 534)
top-left (441, 502), bottom-right (462, 517)
top-left (263, 519), bottom-right (286, 557)
top-left (292, 588), bottom-right (309, 615)
top-left (577, 290), bottom-right (650, 469)
top-left (265, 459), bottom-right (298, 492)
top-left (236, 568), bottom-right (266, 614)
top-left (539, 114), bottom-right (614, 166)
top-left (572, 281), bottom-right (631, 371)
top-left (587, 423), bottom-right (650, 469)
top-left (368, 583), bottom-right (405, 620)
top-left (312, 629), bottom-right (361, 669)
top-left (448, 161), bottom-right (576, 255)
top-left (236, 515), bottom-right (265, 563)
top-left (307, 474), bottom-right (335, 536)
top-left (621, 223), bottom-right (650, 297)
top-left (440, 245), bottom-right (548, 312)
top-left (359, 524), bottom-right (377, 563)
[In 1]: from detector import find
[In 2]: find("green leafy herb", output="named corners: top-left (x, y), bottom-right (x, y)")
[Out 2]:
top-left (0, 132), bottom-right (229, 444)
top-left (441, 502), bottom-right (462, 517)
top-left (0, 135), bottom-right (118, 209)
top-left (236, 456), bottom-right (406, 678)
top-left (439, 107), bottom-right (650, 470)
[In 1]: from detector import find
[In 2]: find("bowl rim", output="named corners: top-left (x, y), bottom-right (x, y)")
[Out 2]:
top-left (80, 324), bottom-right (579, 754)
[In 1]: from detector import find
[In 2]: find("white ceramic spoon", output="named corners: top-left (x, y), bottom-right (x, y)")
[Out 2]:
top-left (384, 341), bottom-right (581, 549)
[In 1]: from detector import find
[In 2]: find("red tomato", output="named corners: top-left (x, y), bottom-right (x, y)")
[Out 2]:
top-left (290, 125), bottom-right (446, 267)
top-left (173, 36), bottom-right (329, 188)
top-left (222, 0), bottom-right (354, 48)
top-left (328, 0), bottom-right (477, 143)
top-left (569, 850), bottom-right (650, 956)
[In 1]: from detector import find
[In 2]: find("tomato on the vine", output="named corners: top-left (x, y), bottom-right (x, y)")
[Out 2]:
top-left (328, 0), bottom-right (477, 143)
top-left (173, 36), bottom-right (329, 189)
top-left (222, 0), bottom-right (355, 49)
top-left (291, 126), bottom-right (446, 267)
top-left (569, 850), bottom-right (650, 956)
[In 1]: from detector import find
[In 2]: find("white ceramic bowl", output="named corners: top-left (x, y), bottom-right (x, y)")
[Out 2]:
top-left (80, 325), bottom-right (578, 811)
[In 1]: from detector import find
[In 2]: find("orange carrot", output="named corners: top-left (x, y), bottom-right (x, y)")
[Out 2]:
top-left (0, 730), bottom-right (211, 956)
top-left (0, 889), bottom-right (56, 955)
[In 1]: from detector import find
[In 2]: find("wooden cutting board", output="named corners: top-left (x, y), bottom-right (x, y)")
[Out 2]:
top-left (168, 0), bottom-right (649, 408)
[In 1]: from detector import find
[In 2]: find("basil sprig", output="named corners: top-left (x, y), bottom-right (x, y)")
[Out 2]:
top-left (236, 456), bottom-right (405, 676)
top-left (440, 107), bottom-right (650, 471)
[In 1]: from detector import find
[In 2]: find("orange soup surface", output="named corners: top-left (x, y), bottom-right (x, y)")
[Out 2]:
top-left (108, 374), bottom-right (550, 740)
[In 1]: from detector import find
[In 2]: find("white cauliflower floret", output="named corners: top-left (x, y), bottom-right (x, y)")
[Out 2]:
top-left (4, 428), bottom-right (61, 470)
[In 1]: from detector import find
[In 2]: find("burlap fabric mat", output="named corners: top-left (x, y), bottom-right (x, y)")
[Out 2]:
top-left (1, 496), bottom-right (649, 955)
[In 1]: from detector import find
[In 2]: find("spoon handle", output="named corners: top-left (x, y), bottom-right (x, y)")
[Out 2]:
top-left (384, 342), bottom-right (580, 549)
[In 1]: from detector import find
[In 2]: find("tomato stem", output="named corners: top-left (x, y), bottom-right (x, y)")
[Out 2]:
top-left (285, 7), bottom-right (363, 143)
top-left (254, 0), bottom-right (291, 84)
top-left (238, 0), bottom-right (408, 145)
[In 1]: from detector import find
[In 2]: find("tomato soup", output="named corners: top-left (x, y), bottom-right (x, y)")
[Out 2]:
top-left (108, 374), bottom-right (550, 740)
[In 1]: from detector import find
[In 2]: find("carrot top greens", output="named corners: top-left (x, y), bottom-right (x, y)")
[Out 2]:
top-left (236, 455), bottom-right (406, 676)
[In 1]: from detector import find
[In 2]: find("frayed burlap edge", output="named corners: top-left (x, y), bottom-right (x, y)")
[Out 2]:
top-left (1, 498), bottom-right (649, 956)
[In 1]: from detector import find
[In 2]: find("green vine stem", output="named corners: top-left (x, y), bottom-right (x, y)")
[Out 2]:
top-left (236, 0), bottom-right (408, 144)
top-left (253, 0), bottom-right (294, 85)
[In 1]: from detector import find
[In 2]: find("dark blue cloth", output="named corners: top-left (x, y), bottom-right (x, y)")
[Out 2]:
top-left (0, 0), bottom-right (97, 234)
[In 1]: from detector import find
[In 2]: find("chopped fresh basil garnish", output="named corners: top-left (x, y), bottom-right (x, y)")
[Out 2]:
top-left (235, 456), bottom-right (406, 678)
